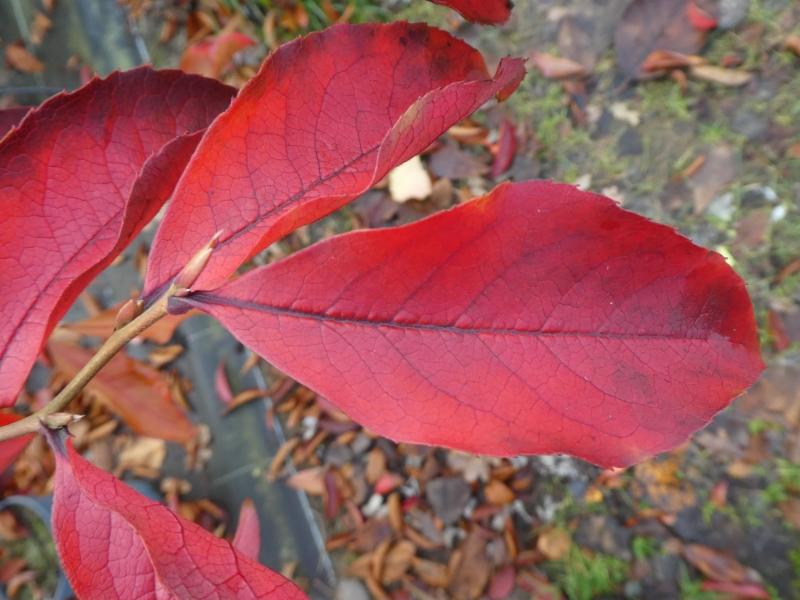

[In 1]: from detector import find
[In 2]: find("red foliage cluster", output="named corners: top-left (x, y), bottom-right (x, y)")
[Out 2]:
top-left (0, 6), bottom-right (763, 597)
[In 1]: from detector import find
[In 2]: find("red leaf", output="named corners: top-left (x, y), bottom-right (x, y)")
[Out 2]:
top-left (180, 31), bottom-right (257, 79)
top-left (215, 362), bottom-right (235, 407)
top-left (144, 23), bottom-right (525, 295)
top-left (686, 1), bottom-right (718, 31)
top-left (47, 432), bottom-right (306, 599)
top-left (488, 564), bottom-right (516, 599)
top-left (0, 413), bottom-right (33, 473)
top-left (0, 107), bottom-right (29, 140)
top-left (491, 119), bottom-right (517, 178)
top-left (0, 68), bottom-right (235, 407)
top-left (183, 181), bottom-right (763, 468)
top-left (48, 342), bottom-right (197, 443)
top-left (701, 581), bottom-right (770, 599)
top-left (232, 498), bottom-right (261, 561)
top-left (427, 0), bottom-right (512, 24)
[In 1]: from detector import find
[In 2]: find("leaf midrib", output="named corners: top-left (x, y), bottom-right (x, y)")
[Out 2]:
top-left (189, 293), bottom-right (711, 342)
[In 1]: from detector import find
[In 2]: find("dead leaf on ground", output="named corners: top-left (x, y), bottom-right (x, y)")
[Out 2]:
top-left (429, 143), bottom-right (489, 180)
top-left (733, 209), bottom-right (770, 252)
top-left (689, 64), bottom-right (752, 86)
top-left (5, 43), bottom-right (44, 73)
top-left (736, 364), bottom-right (800, 429)
top-left (682, 544), bottom-right (760, 584)
top-left (148, 344), bottom-right (184, 368)
top-left (632, 455), bottom-right (697, 512)
top-left (59, 303), bottom-right (194, 344)
top-left (48, 342), bottom-right (196, 443)
top-left (426, 476), bottom-right (471, 525)
top-left (688, 145), bottom-right (739, 213)
top-left (115, 437), bottom-right (166, 478)
top-left (784, 34), bottom-right (800, 56)
top-left (488, 564), bottom-right (516, 600)
top-left (413, 557), bottom-right (450, 588)
top-left (215, 362), bottom-right (234, 407)
top-left (614, 0), bottom-right (707, 78)
top-left (779, 498), bottom-right (800, 530)
top-left (448, 529), bottom-right (492, 600)
top-left (484, 479), bottom-right (515, 506)
top-left (642, 49), bottom-right (705, 72)
top-left (285, 467), bottom-right (326, 496)
top-left (179, 30), bottom-right (256, 79)
top-left (700, 581), bottom-right (771, 599)
top-left (381, 540), bottom-right (415, 584)
top-left (537, 528), bottom-right (571, 561)
top-left (557, 15), bottom-right (598, 71)
top-left (447, 452), bottom-right (500, 483)
top-left (529, 51), bottom-right (588, 79)
top-left (491, 119), bottom-right (517, 179)
top-left (29, 12), bottom-right (52, 46)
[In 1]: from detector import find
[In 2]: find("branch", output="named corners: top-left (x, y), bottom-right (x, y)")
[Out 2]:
top-left (0, 289), bottom-right (173, 442)
top-left (0, 231), bottom-right (223, 443)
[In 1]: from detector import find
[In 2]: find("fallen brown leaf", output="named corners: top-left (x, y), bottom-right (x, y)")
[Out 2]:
top-left (529, 51), bottom-right (588, 79)
top-left (48, 342), bottom-right (196, 443)
top-left (148, 344), bottom-right (184, 368)
top-left (614, 0), bottom-right (706, 78)
top-left (381, 540), bottom-right (415, 584)
top-left (5, 43), bottom-right (44, 73)
top-left (60, 303), bottom-right (194, 344)
top-left (285, 467), bottom-right (326, 495)
top-left (682, 544), bottom-right (758, 584)
top-left (413, 557), bottom-right (450, 587)
top-left (29, 12), bottom-right (52, 46)
top-left (484, 479), bottom-right (515, 506)
top-left (115, 437), bottom-right (166, 478)
top-left (690, 64), bottom-right (752, 86)
top-left (537, 528), bottom-right (571, 561)
top-left (449, 529), bottom-right (492, 600)
top-left (784, 34), bottom-right (800, 56)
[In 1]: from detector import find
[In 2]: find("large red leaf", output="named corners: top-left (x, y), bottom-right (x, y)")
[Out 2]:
top-left (0, 107), bottom-right (29, 140)
top-left (0, 68), bottom-right (235, 407)
top-left (47, 431), bottom-right (306, 599)
top-left (427, 0), bottom-right (513, 24)
top-left (182, 181), bottom-right (763, 467)
top-left (144, 22), bottom-right (524, 296)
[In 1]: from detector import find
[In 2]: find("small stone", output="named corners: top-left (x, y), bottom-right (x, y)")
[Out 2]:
top-left (706, 193), bottom-right (735, 221)
top-left (324, 444), bottom-right (353, 467)
top-left (617, 128), bottom-right (643, 157)
top-left (732, 109), bottom-right (768, 141)
top-left (718, 0), bottom-right (750, 29)
top-left (426, 477), bottom-right (471, 525)
top-left (771, 204), bottom-right (787, 223)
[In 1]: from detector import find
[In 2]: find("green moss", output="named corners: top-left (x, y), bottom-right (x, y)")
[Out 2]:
top-left (639, 81), bottom-right (693, 122)
top-left (0, 509), bottom-right (59, 599)
top-left (632, 536), bottom-right (660, 560)
top-left (552, 547), bottom-right (628, 600)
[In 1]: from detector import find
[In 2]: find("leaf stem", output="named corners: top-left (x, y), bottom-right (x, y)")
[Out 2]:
top-left (0, 286), bottom-right (177, 443)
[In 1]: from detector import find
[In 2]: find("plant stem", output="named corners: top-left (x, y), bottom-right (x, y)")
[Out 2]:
top-left (0, 286), bottom-right (176, 443)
